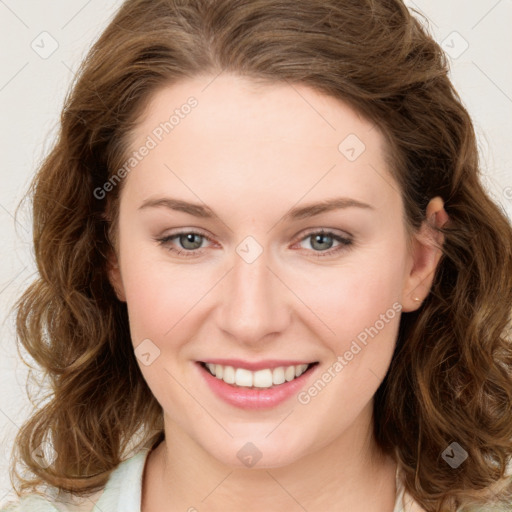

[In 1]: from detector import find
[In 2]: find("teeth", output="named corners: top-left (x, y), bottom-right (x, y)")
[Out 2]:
top-left (204, 363), bottom-right (310, 388)
top-left (285, 366), bottom-right (296, 381)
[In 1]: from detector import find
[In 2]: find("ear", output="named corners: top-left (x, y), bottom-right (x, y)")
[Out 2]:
top-left (401, 196), bottom-right (449, 312)
top-left (106, 248), bottom-right (126, 302)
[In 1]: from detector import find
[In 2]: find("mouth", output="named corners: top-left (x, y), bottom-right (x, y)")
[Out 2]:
top-left (197, 360), bottom-right (319, 389)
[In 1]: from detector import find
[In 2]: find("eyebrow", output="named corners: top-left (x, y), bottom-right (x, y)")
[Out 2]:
top-left (138, 196), bottom-right (373, 220)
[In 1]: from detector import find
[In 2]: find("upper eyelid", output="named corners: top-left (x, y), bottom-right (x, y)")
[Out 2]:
top-left (297, 227), bottom-right (353, 240)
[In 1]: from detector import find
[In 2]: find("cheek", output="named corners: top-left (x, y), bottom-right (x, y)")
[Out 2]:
top-left (121, 257), bottom-right (204, 344)
top-left (292, 249), bottom-right (406, 349)
top-left (291, 258), bottom-right (404, 417)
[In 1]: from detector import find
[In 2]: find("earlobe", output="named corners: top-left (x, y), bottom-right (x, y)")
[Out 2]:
top-left (402, 196), bottom-right (449, 312)
top-left (106, 250), bottom-right (126, 302)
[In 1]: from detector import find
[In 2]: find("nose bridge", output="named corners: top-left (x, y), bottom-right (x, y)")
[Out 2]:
top-left (217, 239), bottom-right (289, 344)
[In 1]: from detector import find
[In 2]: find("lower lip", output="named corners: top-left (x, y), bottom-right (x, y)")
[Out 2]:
top-left (196, 362), bottom-right (318, 410)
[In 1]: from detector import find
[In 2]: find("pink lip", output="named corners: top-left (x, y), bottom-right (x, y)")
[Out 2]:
top-left (195, 361), bottom-right (319, 410)
top-left (199, 358), bottom-right (316, 371)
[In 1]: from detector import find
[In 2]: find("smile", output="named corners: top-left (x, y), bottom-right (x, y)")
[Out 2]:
top-left (200, 362), bottom-right (317, 389)
top-left (196, 360), bottom-right (319, 409)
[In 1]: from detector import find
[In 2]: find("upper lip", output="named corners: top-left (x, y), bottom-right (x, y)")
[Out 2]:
top-left (199, 359), bottom-right (317, 371)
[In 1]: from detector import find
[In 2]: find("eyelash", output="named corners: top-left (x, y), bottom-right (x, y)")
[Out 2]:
top-left (155, 228), bottom-right (353, 259)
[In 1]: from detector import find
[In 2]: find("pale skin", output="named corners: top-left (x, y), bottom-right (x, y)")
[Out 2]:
top-left (107, 73), bottom-right (449, 512)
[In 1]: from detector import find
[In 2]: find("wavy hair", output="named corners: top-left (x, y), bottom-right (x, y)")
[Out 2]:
top-left (8, 0), bottom-right (512, 510)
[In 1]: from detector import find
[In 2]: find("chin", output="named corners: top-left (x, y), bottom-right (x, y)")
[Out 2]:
top-left (199, 433), bottom-right (312, 470)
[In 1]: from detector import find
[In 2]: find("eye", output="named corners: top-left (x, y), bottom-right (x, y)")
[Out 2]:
top-left (294, 229), bottom-right (353, 258)
top-left (155, 230), bottom-right (212, 258)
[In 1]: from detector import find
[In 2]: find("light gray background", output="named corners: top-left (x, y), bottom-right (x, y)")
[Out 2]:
top-left (1, 0), bottom-right (511, 505)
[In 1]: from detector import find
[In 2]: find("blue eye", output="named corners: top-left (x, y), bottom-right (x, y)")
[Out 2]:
top-left (296, 229), bottom-right (353, 258)
top-left (155, 229), bottom-right (353, 258)
top-left (156, 231), bottom-right (210, 258)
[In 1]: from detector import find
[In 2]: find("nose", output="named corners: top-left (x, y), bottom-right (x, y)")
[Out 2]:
top-left (215, 245), bottom-right (291, 347)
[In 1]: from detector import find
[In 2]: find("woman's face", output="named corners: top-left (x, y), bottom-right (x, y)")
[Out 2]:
top-left (108, 73), bottom-right (433, 468)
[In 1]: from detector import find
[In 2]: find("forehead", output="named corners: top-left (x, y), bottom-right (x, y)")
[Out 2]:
top-left (123, 73), bottom-right (399, 213)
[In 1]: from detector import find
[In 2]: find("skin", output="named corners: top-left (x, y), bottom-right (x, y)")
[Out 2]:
top-left (107, 73), bottom-right (448, 512)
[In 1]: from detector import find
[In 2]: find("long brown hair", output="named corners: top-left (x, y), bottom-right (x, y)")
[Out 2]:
top-left (8, 0), bottom-right (512, 510)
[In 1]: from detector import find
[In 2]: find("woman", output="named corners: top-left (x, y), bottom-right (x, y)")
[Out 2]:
top-left (2, 0), bottom-right (512, 511)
